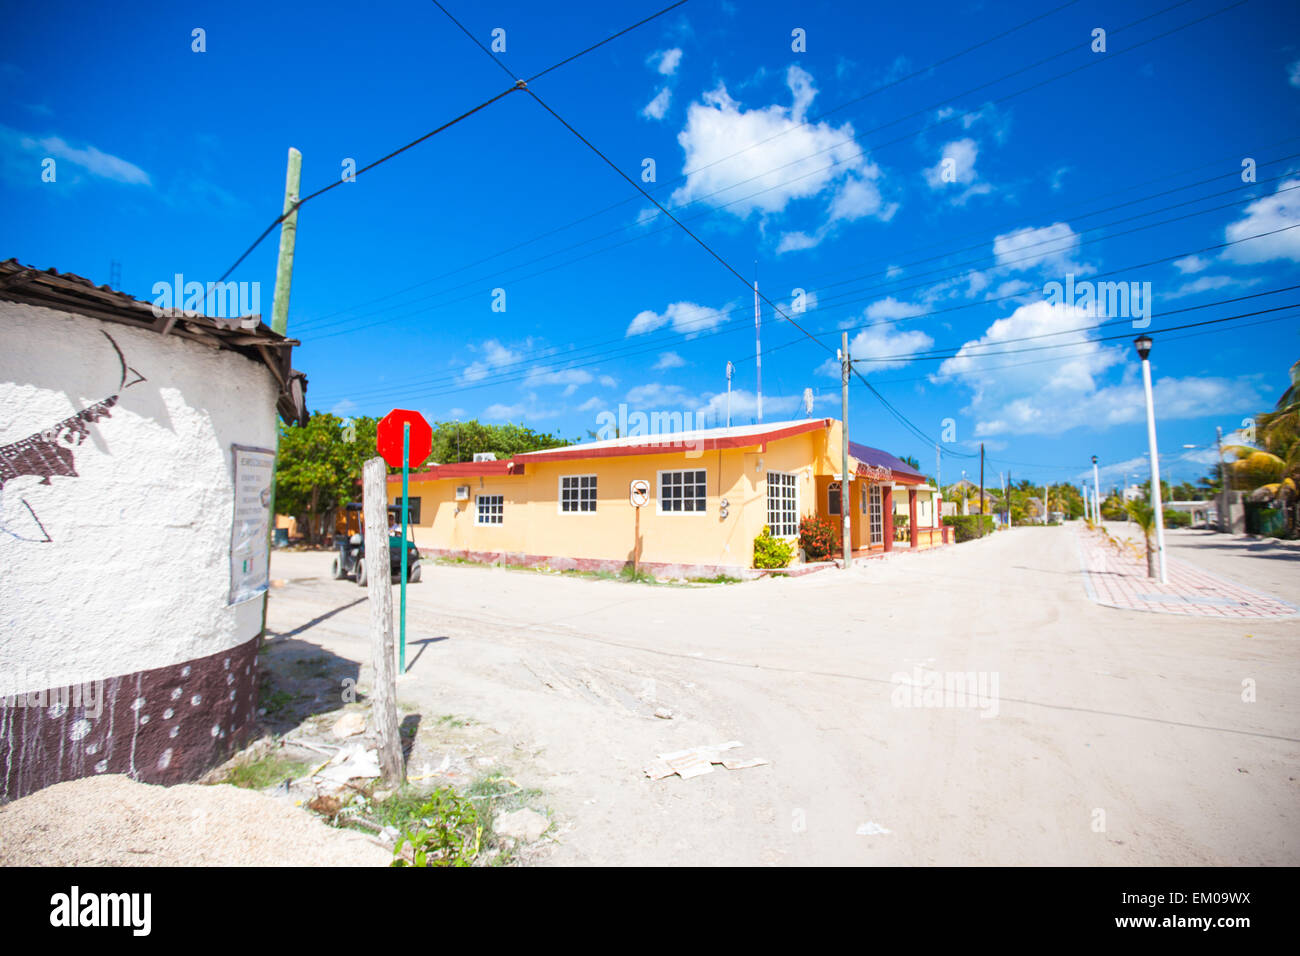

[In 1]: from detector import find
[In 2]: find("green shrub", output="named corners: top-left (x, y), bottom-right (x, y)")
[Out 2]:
top-left (942, 514), bottom-right (994, 542)
top-left (753, 526), bottom-right (794, 569)
top-left (799, 514), bottom-right (840, 561)
top-left (1164, 510), bottom-right (1192, 528)
top-left (391, 787), bottom-right (483, 867)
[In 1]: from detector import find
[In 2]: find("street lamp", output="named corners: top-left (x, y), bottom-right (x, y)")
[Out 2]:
top-left (1091, 454), bottom-right (1101, 524)
top-left (1134, 334), bottom-right (1167, 583)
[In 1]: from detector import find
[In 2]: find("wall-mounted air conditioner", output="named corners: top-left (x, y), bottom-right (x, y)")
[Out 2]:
top-left (473, 452), bottom-right (497, 462)
top-left (455, 485), bottom-right (470, 501)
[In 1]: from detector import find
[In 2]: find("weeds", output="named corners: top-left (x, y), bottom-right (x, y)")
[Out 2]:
top-left (216, 752), bottom-right (311, 790)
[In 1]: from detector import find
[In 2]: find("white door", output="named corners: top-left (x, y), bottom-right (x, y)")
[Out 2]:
top-left (868, 483), bottom-right (883, 545)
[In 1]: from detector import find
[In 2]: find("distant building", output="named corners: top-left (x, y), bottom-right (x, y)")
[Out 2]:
top-left (389, 419), bottom-right (949, 577)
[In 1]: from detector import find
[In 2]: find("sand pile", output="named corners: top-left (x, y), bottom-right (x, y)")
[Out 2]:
top-left (0, 774), bottom-right (390, 866)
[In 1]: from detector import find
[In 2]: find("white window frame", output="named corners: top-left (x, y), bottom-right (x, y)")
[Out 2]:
top-left (656, 468), bottom-right (708, 515)
top-left (475, 493), bottom-right (504, 526)
top-left (558, 474), bottom-right (598, 514)
top-left (766, 471), bottom-right (800, 538)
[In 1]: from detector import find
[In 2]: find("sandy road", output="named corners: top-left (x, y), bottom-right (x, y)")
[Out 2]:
top-left (266, 526), bottom-right (1298, 865)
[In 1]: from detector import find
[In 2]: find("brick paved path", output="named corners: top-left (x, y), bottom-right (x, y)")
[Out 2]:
top-left (1076, 527), bottom-right (1298, 618)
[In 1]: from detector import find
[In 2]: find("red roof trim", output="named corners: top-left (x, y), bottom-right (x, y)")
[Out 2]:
top-left (388, 460), bottom-right (524, 482)
top-left (511, 419), bottom-right (830, 464)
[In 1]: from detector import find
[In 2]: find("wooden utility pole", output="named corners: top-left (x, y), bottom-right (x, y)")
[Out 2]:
top-left (363, 456), bottom-right (404, 786)
top-left (841, 331), bottom-right (852, 568)
top-left (978, 443), bottom-right (985, 537)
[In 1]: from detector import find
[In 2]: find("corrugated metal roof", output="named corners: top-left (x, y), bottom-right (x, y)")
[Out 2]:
top-left (0, 258), bottom-right (308, 425)
top-left (849, 441), bottom-right (926, 481)
top-left (513, 418), bottom-right (831, 462)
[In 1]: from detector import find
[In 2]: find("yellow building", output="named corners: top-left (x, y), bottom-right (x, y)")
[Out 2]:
top-left (388, 418), bottom-right (945, 577)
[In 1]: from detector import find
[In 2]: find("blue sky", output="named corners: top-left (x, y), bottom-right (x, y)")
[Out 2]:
top-left (3, 0), bottom-right (1298, 490)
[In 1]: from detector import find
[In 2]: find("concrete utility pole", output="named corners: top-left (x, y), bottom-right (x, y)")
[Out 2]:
top-left (1216, 425), bottom-right (1228, 532)
top-left (1044, 482), bottom-right (1051, 525)
top-left (841, 331), bottom-right (852, 569)
top-left (754, 280), bottom-right (762, 424)
top-left (259, 146), bottom-right (303, 643)
top-left (270, 147), bottom-right (302, 336)
top-left (1135, 335), bottom-right (1168, 584)
top-left (725, 361), bottom-right (734, 428)
top-left (978, 443), bottom-right (985, 537)
top-left (1091, 455), bottom-right (1102, 524)
top-left (363, 457), bottom-right (404, 785)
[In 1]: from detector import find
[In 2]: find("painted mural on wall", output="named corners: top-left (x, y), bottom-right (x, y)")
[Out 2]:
top-left (1, 305), bottom-right (279, 801)
top-left (0, 331), bottom-right (145, 543)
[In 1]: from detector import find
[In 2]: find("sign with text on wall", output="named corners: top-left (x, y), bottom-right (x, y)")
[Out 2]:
top-left (229, 444), bottom-right (275, 606)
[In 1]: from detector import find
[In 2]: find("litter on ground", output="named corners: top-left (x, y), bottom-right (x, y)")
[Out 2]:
top-left (643, 741), bottom-right (770, 780)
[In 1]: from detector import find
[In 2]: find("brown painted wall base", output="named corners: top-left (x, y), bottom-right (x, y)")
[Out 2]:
top-left (0, 634), bottom-right (260, 802)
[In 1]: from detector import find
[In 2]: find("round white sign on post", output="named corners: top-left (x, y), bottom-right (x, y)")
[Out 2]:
top-left (630, 479), bottom-right (650, 508)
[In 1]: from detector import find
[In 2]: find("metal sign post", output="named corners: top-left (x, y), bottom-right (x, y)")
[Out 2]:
top-left (630, 479), bottom-right (649, 578)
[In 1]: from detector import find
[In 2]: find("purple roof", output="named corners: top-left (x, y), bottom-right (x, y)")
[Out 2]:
top-left (849, 442), bottom-right (926, 480)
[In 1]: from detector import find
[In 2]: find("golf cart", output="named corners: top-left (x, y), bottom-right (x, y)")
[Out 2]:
top-left (330, 502), bottom-right (422, 585)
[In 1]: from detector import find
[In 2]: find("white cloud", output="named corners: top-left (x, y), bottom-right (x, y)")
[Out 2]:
top-left (330, 399), bottom-right (357, 417)
top-left (923, 139), bottom-right (992, 205)
top-left (1163, 275), bottom-right (1252, 300)
top-left (598, 374), bottom-right (618, 388)
top-left (653, 351), bottom-right (687, 370)
top-left (642, 87), bottom-right (672, 121)
top-left (864, 297), bottom-right (925, 321)
top-left (933, 300), bottom-right (1262, 436)
top-left (1288, 59), bottom-right (1300, 87)
top-left (992, 222), bottom-right (1089, 274)
top-left (625, 382), bottom-right (692, 407)
top-left (776, 230), bottom-right (820, 254)
top-left (626, 300), bottom-right (728, 337)
top-left (577, 396), bottom-right (605, 412)
top-left (524, 366), bottom-right (594, 395)
top-left (1173, 254), bottom-right (1209, 274)
top-left (670, 66), bottom-right (889, 223)
top-left (1222, 178), bottom-right (1300, 264)
top-left (461, 338), bottom-right (522, 383)
top-left (2, 125), bottom-right (151, 185)
top-left (653, 48), bottom-right (683, 76)
top-left (824, 320), bottom-right (934, 374)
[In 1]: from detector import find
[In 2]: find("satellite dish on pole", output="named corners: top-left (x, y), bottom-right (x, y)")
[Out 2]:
top-left (803, 388), bottom-right (814, 417)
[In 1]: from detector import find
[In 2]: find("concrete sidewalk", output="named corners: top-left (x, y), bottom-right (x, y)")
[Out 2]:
top-left (1077, 525), bottom-right (1297, 619)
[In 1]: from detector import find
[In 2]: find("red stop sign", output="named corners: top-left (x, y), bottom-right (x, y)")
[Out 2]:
top-left (377, 409), bottom-right (433, 469)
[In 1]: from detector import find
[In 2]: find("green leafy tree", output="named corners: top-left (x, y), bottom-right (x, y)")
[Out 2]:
top-left (275, 414), bottom-right (378, 544)
top-left (428, 420), bottom-right (570, 463)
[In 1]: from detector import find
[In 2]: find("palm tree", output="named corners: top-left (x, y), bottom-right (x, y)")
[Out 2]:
top-left (1224, 358), bottom-right (1299, 534)
top-left (1125, 499), bottom-right (1158, 578)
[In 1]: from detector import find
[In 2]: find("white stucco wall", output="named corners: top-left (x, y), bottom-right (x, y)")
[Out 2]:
top-left (0, 302), bottom-right (279, 695)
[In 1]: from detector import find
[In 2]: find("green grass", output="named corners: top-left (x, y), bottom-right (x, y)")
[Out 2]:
top-left (686, 573), bottom-right (743, 584)
top-left (216, 752), bottom-right (312, 790)
top-left (435, 714), bottom-right (473, 728)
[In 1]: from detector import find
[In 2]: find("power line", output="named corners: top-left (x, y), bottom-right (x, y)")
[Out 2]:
top-left (297, 0), bottom-right (1192, 332)
top-left (299, 0), bottom-right (1092, 328)
top-left (311, 224), bottom-right (1300, 404)
top-left (851, 286), bottom-right (1300, 363)
top-left (297, 1), bottom-right (1273, 349)
top-left (216, 0), bottom-right (690, 284)
top-left (522, 85), bottom-right (837, 356)
top-left (215, 84), bottom-right (523, 283)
